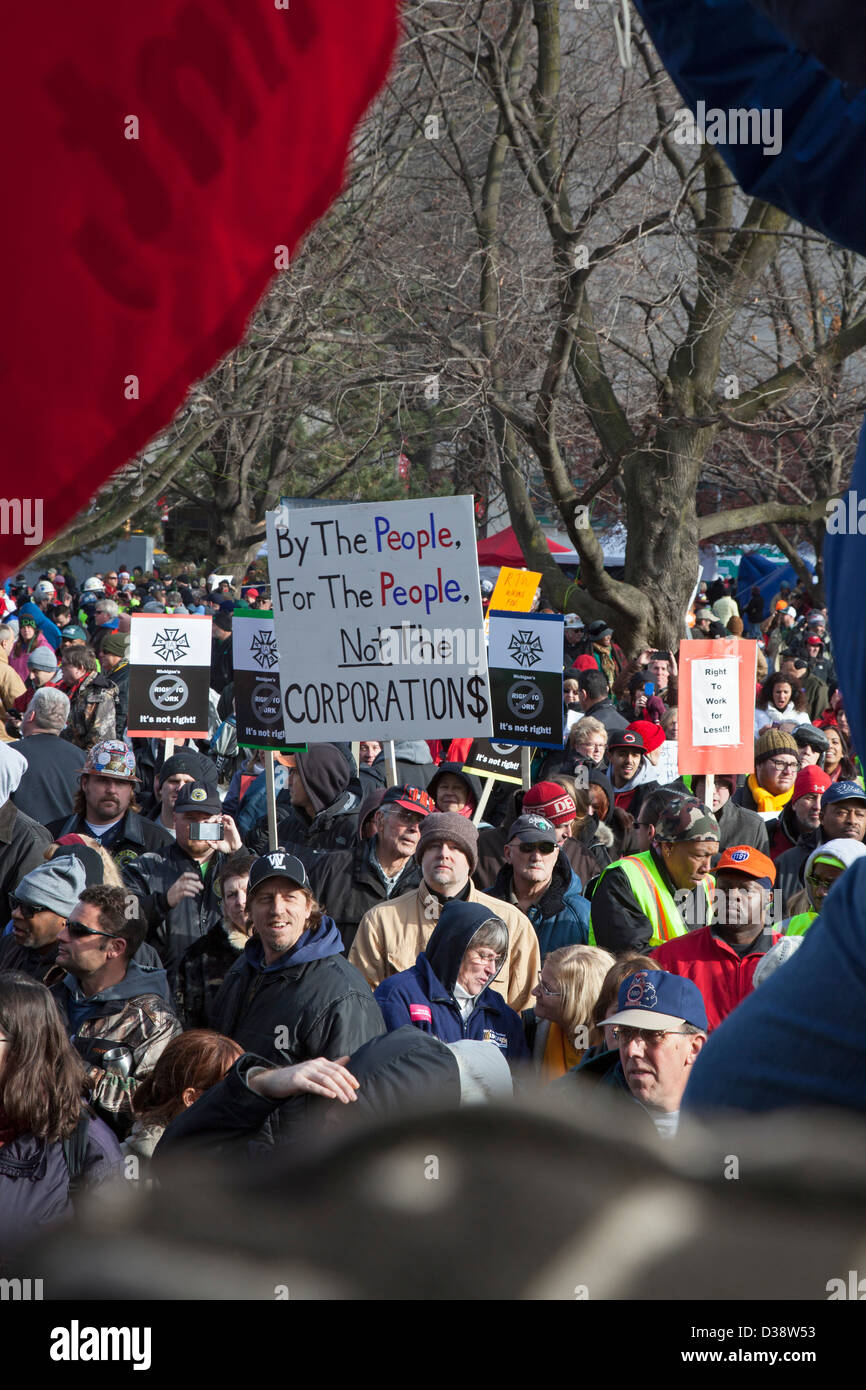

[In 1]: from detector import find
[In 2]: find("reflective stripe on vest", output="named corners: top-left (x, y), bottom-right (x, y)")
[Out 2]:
top-left (786, 910), bottom-right (817, 937)
top-left (589, 851), bottom-right (714, 949)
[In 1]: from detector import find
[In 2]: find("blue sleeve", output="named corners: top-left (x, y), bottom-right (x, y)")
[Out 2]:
top-left (633, 0), bottom-right (866, 258)
top-left (236, 772), bottom-right (267, 838)
top-left (373, 981), bottom-right (417, 1034)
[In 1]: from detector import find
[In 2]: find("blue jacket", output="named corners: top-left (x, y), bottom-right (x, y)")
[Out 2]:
top-left (489, 850), bottom-right (590, 955)
top-left (374, 900), bottom-right (528, 1062)
top-left (18, 601), bottom-right (62, 651)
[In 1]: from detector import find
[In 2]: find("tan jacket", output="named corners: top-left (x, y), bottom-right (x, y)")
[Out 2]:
top-left (0, 650), bottom-right (25, 741)
top-left (349, 879), bottom-right (540, 1013)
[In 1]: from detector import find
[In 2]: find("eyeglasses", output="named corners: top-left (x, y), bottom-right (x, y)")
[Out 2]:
top-left (515, 842), bottom-right (556, 855)
top-left (386, 809), bottom-right (424, 827)
top-left (764, 758), bottom-right (798, 773)
top-left (536, 972), bottom-right (562, 996)
top-left (611, 1026), bottom-right (690, 1045)
top-left (66, 923), bottom-right (117, 941)
top-left (805, 874), bottom-right (838, 892)
top-left (9, 896), bottom-right (56, 919)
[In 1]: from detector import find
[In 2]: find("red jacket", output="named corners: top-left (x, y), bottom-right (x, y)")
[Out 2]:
top-left (651, 925), bottom-right (781, 1032)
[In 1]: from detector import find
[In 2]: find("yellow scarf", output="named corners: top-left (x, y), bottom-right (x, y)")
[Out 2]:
top-left (747, 774), bottom-right (793, 813)
top-left (541, 1021), bottom-right (584, 1081)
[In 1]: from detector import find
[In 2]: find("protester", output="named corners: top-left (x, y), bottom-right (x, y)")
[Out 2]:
top-left (764, 765), bottom-right (830, 863)
top-left (176, 850), bottom-right (256, 1028)
top-left (374, 901), bottom-right (528, 1063)
top-left (0, 743), bottom-right (53, 927)
top-left (781, 839), bottom-right (866, 936)
top-left (350, 812), bottom-right (540, 1013)
top-left (47, 739), bottom-right (171, 865)
top-left (427, 762), bottom-right (480, 818)
top-left (49, 886), bottom-right (182, 1139)
top-left (252, 744), bottom-right (359, 859)
top-left (732, 729), bottom-right (799, 816)
top-left (0, 972), bottom-right (122, 1251)
top-left (122, 1029), bottom-right (244, 1177)
top-left (588, 796), bottom-right (719, 953)
top-left (528, 944), bottom-right (614, 1080)
top-left (8, 614), bottom-right (51, 682)
top-left (149, 751), bottom-right (219, 837)
top-left (489, 813), bottom-right (590, 954)
top-left (792, 723), bottom-right (830, 769)
top-left (690, 773), bottom-right (769, 855)
top-left (9, 688), bottom-right (85, 823)
top-left (605, 729), bottom-right (657, 817)
top-left (123, 780), bottom-right (243, 985)
top-left (99, 631), bottom-right (130, 733)
top-left (309, 784), bottom-right (433, 951)
top-left (821, 724), bottom-right (860, 784)
top-left (0, 856), bottom-right (89, 985)
top-left (754, 671), bottom-right (810, 734)
top-left (60, 645), bottom-right (118, 749)
top-left (774, 780), bottom-right (866, 911)
top-left (575, 668), bottom-right (627, 735)
top-left (0, 623), bottom-right (27, 735)
top-left (210, 850), bottom-right (384, 1064)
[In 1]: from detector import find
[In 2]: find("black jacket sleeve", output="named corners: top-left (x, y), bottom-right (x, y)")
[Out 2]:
top-left (589, 866), bottom-right (655, 954)
top-left (154, 1054), bottom-right (282, 1161)
top-left (301, 989), bottom-right (385, 1062)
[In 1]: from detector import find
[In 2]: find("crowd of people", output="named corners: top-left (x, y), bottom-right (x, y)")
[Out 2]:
top-left (0, 563), bottom-right (860, 1261)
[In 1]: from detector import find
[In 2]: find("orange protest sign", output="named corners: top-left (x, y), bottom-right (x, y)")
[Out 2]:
top-left (677, 639), bottom-right (758, 775)
top-left (488, 566), bottom-right (540, 614)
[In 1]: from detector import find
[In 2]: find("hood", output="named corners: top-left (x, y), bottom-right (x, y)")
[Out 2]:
top-left (804, 837), bottom-right (866, 908)
top-left (393, 740), bottom-right (433, 765)
top-left (588, 768), bottom-right (616, 824)
top-left (0, 742), bottom-right (27, 803)
top-left (428, 761), bottom-right (480, 809)
top-left (242, 912), bottom-right (344, 973)
top-left (423, 899), bottom-right (508, 995)
top-left (64, 960), bottom-right (172, 1009)
top-left (295, 744), bottom-right (352, 815)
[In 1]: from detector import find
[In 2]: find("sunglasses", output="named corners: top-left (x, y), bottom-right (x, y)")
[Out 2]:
top-left (515, 841), bottom-right (556, 855)
top-left (10, 896), bottom-right (56, 918)
top-left (66, 922), bottom-right (117, 941)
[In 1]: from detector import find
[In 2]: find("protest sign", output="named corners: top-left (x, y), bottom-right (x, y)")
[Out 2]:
top-left (677, 639), bottom-right (758, 774)
top-left (127, 613), bottom-right (212, 738)
top-left (462, 739), bottom-right (523, 785)
top-left (232, 608), bottom-right (306, 753)
top-left (488, 566), bottom-right (540, 614)
top-left (265, 496), bottom-right (492, 742)
top-left (487, 611), bottom-right (564, 749)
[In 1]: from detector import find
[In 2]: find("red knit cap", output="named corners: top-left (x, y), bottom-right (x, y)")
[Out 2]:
top-left (523, 780), bottom-right (577, 826)
top-left (627, 719), bottom-right (666, 753)
top-left (793, 765), bottom-right (831, 801)
top-left (573, 655), bottom-right (597, 672)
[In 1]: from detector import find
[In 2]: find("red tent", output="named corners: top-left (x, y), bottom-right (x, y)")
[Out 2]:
top-left (476, 525), bottom-right (569, 568)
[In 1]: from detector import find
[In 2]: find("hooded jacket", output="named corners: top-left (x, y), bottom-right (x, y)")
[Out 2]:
top-left (50, 961), bottom-right (182, 1137)
top-left (358, 740), bottom-right (436, 798)
top-left (489, 850), bottom-right (590, 955)
top-left (426, 761), bottom-right (482, 816)
top-left (154, 1027), bottom-right (461, 1162)
top-left (308, 834), bottom-right (422, 952)
top-left (209, 914), bottom-right (385, 1065)
top-left (349, 878), bottom-right (540, 1014)
top-left (373, 902), bottom-right (528, 1061)
top-left (250, 744), bottom-right (359, 858)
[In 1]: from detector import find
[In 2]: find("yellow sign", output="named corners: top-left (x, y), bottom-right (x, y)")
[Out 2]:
top-left (489, 566), bottom-right (540, 613)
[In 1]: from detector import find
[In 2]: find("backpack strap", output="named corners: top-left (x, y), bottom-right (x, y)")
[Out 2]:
top-left (61, 1109), bottom-right (91, 1191)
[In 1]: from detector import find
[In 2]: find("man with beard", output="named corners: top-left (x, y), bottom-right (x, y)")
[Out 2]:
top-left (47, 740), bottom-right (172, 868)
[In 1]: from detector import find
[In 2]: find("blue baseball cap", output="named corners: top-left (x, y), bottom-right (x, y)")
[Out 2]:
top-left (821, 780), bottom-right (866, 808)
top-left (605, 970), bottom-right (708, 1032)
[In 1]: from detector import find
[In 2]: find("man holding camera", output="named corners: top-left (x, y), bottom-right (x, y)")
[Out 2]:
top-left (123, 780), bottom-right (243, 986)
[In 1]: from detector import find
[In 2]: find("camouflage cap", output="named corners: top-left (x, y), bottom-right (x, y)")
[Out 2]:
top-left (81, 740), bottom-right (139, 781)
top-left (655, 795), bottom-right (719, 843)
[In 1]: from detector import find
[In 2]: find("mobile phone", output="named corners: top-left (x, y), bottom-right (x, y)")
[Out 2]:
top-left (189, 821), bottom-right (222, 841)
top-left (644, 682), bottom-right (655, 696)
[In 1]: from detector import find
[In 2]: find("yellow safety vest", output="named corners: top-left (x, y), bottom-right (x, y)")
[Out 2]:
top-left (785, 910), bottom-right (817, 937)
top-left (588, 851), bottom-right (715, 949)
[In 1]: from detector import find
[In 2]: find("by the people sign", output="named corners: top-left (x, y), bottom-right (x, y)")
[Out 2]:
top-left (127, 613), bottom-right (212, 738)
top-left (233, 608), bottom-right (305, 752)
top-left (678, 639), bottom-right (758, 774)
top-left (487, 611), bottom-right (564, 748)
top-left (265, 496), bottom-right (493, 741)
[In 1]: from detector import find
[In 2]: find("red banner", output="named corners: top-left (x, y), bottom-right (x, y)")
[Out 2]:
top-left (677, 639), bottom-right (758, 775)
top-left (1, 0), bottom-right (398, 575)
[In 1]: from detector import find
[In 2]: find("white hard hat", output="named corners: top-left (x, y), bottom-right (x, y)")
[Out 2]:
top-left (33, 580), bottom-right (55, 600)
top-left (82, 576), bottom-right (105, 592)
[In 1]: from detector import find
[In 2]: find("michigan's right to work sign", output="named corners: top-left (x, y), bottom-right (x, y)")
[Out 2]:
top-left (127, 613), bottom-right (212, 738)
top-left (233, 608), bottom-right (305, 751)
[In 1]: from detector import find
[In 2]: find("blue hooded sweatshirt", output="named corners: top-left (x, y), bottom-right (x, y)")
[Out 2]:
top-left (375, 900), bottom-right (528, 1061)
top-left (61, 961), bottom-right (172, 1033)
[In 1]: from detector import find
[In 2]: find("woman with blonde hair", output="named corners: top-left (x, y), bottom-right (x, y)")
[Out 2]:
top-left (529, 943), bottom-right (615, 1080)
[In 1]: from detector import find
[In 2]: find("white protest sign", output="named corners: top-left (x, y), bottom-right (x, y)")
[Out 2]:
top-left (690, 657), bottom-right (740, 744)
top-left (265, 496), bottom-right (493, 741)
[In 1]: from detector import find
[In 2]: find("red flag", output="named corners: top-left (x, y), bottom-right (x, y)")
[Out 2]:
top-left (2, 1), bottom-right (398, 574)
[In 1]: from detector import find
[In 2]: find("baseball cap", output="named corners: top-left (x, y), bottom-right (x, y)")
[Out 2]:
top-left (626, 720), bottom-right (665, 752)
top-left (81, 740), bottom-right (139, 781)
top-left (247, 850), bottom-right (309, 898)
top-left (60, 624), bottom-right (88, 642)
top-left (821, 780), bottom-right (866, 808)
top-left (696, 606), bottom-right (715, 621)
top-left (792, 766), bottom-right (831, 801)
top-left (507, 813), bottom-right (557, 846)
top-left (587, 619), bottom-right (613, 639)
top-left (785, 606), bottom-right (797, 617)
top-left (605, 970), bottom-right (708, 1033)
top-left (564, 613), bottom-right (584, 630)
top-left (807, 635), bottom-right (822, 647)
top-left (655, 796), bottom-right (719, 843)
top-left (381, 784), bottom-right (436, 816)
top-left (174, 781), bottom-right (223, 816)
top-left (714, 846), bottom-right (776, 890)
top-left (607, 729), bottom-right (647, 754)
top-left (245, 588), bottom-right (260, 600)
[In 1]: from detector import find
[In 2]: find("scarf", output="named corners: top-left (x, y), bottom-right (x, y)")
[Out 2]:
top-left (746, 773), bottom-right (793, 813)
top-left (541, 1021), bottom-right (584, 1081)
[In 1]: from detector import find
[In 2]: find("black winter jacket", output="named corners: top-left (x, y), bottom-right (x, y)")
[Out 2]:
top-left (0, 801), bottom-right (52, 927)
top-left (122, 842), bottom-right (226, 984)
top-left (308, 836), bottom-right (422, 951)
top-left (209, 916), bottom-right (385, 1065)
top-left (46, 807), bottom-right (172, 870)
